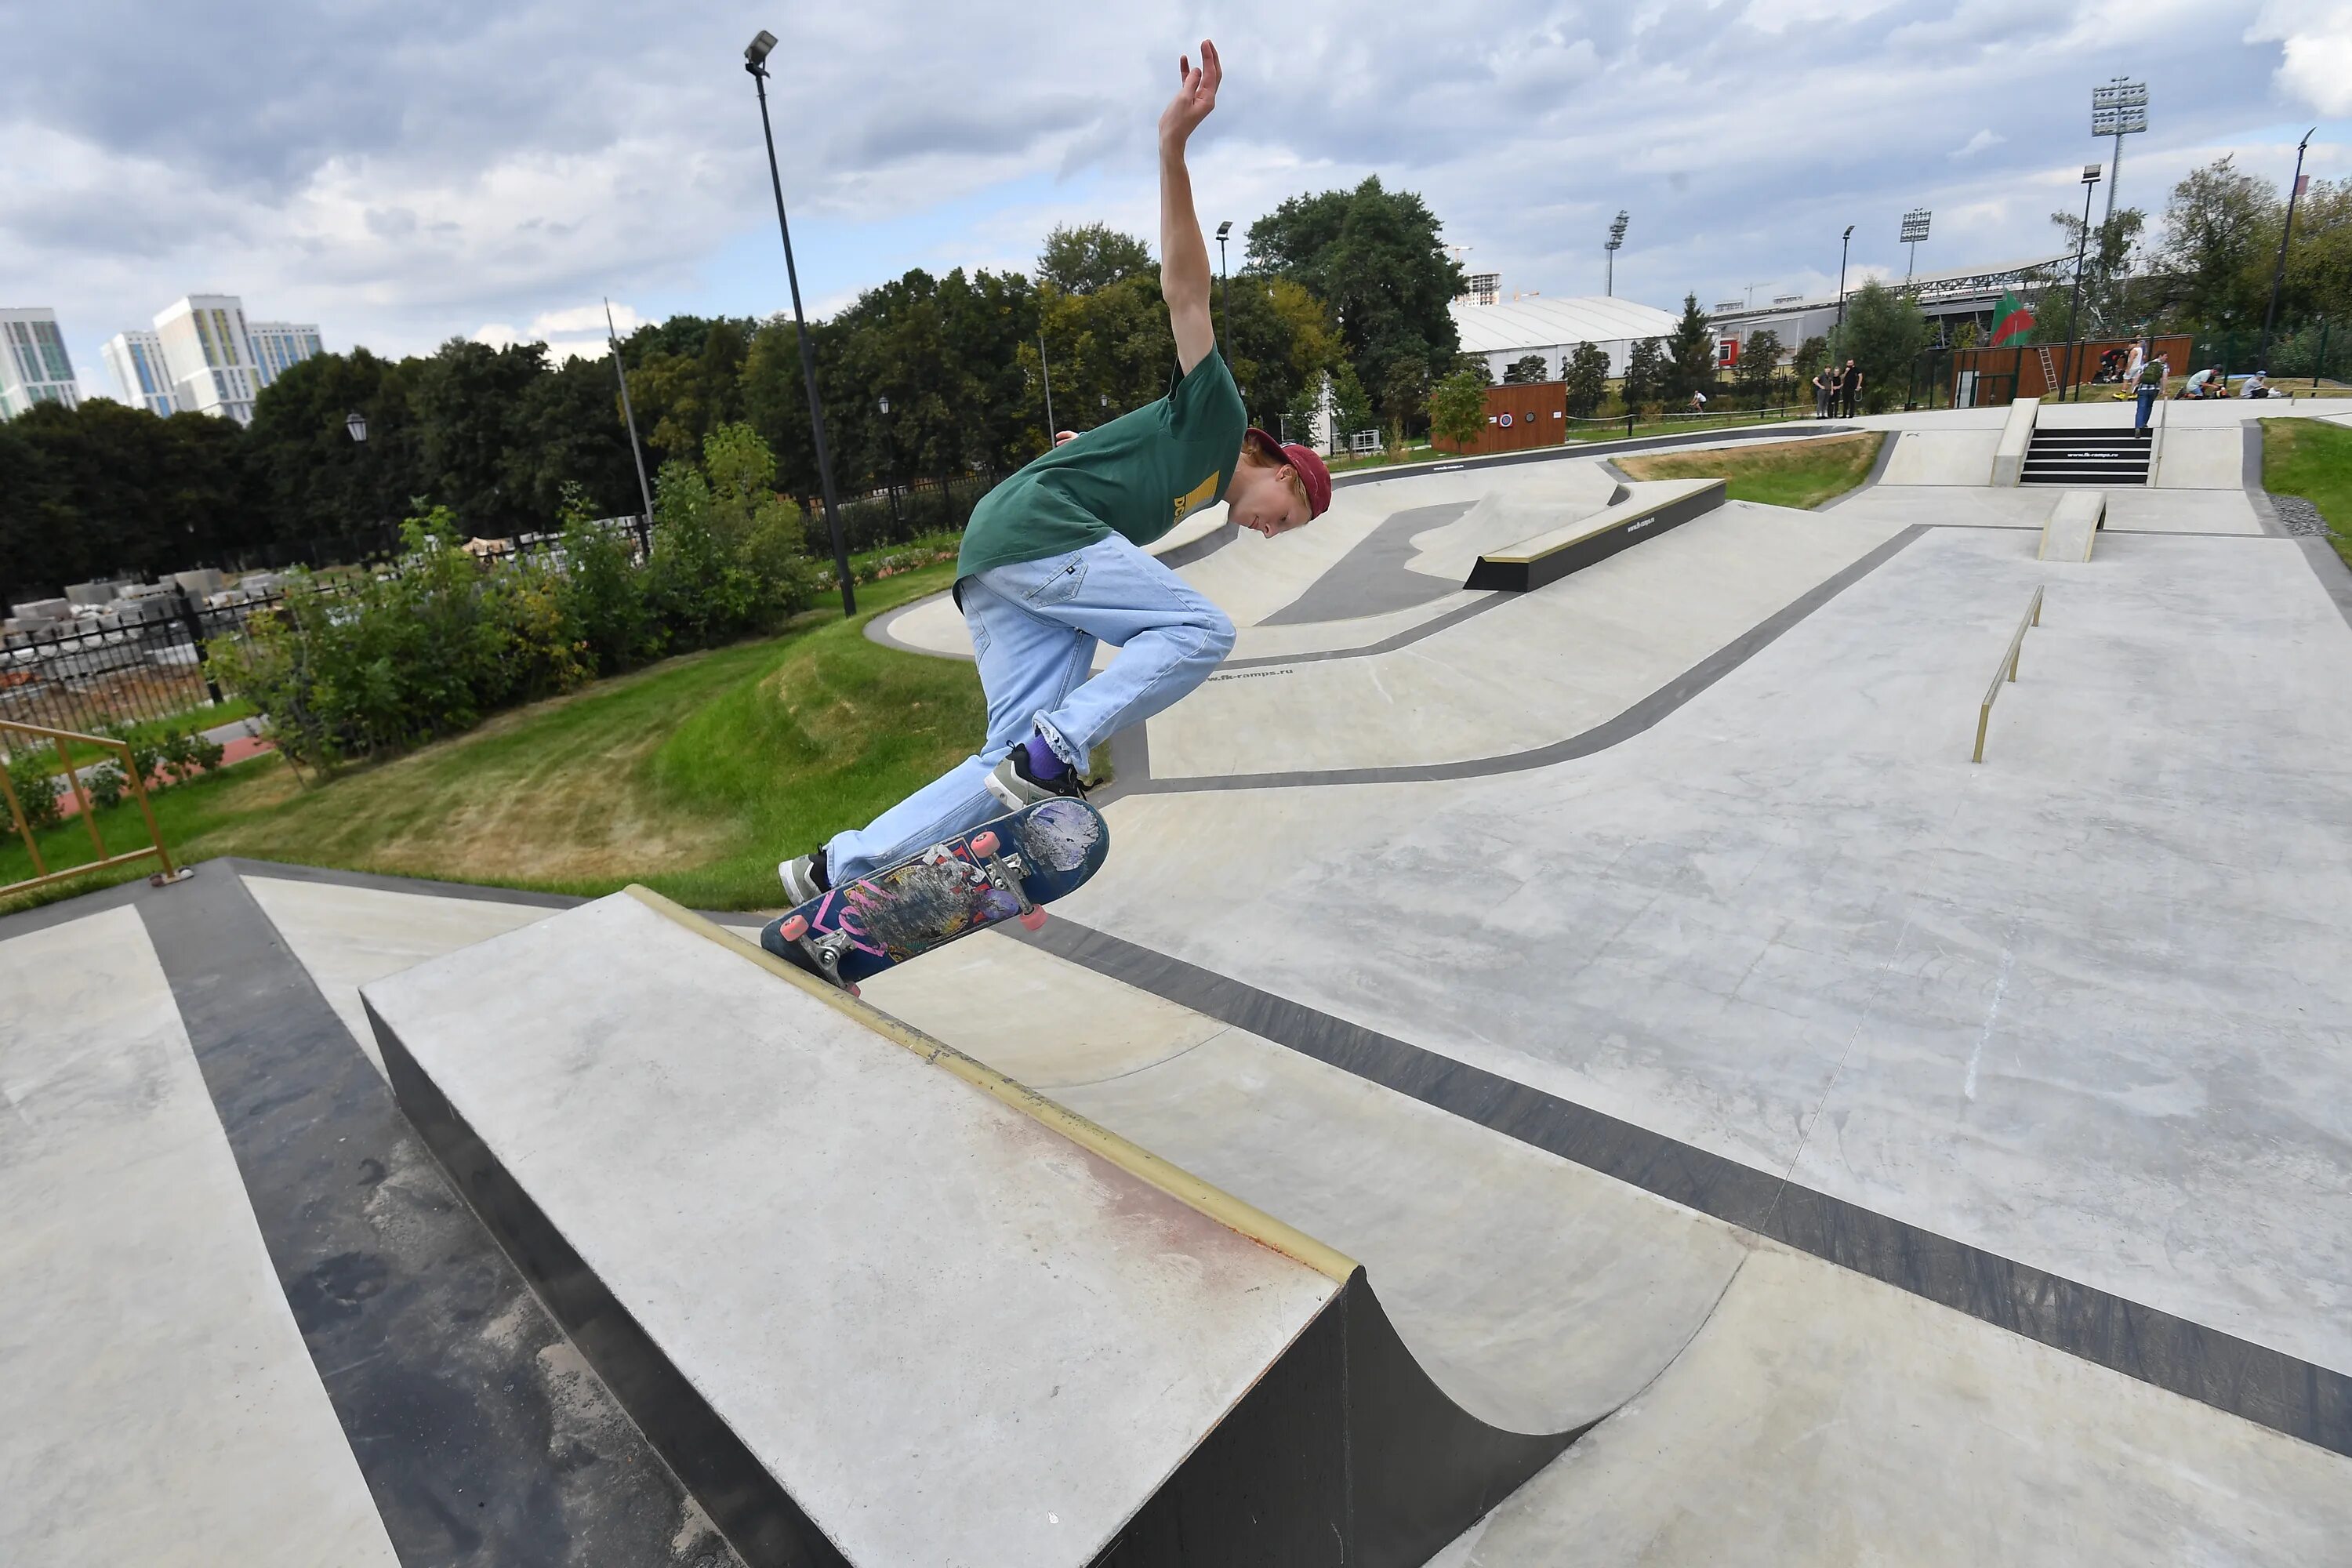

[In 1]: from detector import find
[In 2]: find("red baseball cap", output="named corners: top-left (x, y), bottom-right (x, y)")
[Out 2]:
top-left (1247, 426), bottom-right (1332, 518)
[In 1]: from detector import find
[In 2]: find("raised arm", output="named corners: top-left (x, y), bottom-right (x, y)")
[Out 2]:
top-left (1157, 41), bottom-right (1221, 373)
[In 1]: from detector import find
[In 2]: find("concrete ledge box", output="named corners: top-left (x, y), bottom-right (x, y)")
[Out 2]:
top-left (1992, 397), bottom-right (2039, 486)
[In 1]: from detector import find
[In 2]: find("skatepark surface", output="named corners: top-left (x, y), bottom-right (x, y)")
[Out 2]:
top-left (8, 401), bottom-right (2352, 1565)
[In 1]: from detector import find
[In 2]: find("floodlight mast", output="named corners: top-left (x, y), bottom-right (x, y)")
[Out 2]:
top-left (1605, 210), bottom-right (1628, 296)
top-left (2090, 78), bottom-right (2148, 226)
top-left (1900, 208), bottom-right (1931, 282)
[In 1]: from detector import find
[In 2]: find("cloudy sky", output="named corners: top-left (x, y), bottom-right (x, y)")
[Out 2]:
top-left (6, 0), bottom-right (2346, 397)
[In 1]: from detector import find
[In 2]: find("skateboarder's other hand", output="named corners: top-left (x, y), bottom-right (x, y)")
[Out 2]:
top-left (1159, 39), bottom-right (1221, 151)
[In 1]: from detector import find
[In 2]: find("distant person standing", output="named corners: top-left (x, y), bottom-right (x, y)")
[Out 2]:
top-left (2132, 353), bottom-right (2166, 436)
top-left (1813, 364), bottom-right (1835, 419)
top-left (1838, 358), bottom-right (1863, 417)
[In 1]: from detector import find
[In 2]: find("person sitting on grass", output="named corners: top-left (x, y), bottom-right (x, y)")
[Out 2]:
top-left (778, 38), bottom-right (1331, 906)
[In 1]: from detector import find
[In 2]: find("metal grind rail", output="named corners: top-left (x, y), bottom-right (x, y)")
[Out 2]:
top-left (0, 719), bottom-right (192, 902)
top-left (1972, 586), bottom-right (2045, 764)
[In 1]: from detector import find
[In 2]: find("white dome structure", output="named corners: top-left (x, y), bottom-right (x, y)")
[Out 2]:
top-left (1450, 296), bottom-right (1680, 381)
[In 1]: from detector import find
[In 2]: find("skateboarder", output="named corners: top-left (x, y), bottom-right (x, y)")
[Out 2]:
top-left (779, 39), bottom-right (1332, 905)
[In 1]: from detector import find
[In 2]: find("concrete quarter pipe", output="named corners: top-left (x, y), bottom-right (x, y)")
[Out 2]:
top-left (362, 888), bottom-right (1582, 1566)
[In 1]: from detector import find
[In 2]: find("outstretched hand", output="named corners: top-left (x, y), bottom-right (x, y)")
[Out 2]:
top-left (1158, 40), bottom-right (1221, 151)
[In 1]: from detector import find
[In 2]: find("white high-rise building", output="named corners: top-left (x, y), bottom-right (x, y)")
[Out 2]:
top-left (102, 329), bottom-right (179, 416)
top-left (248, 321), bottom-right (323, 386)
top-left (154, 295), bottom-right (263, 423)
top-left (0, 308), bottom-right (82, 417)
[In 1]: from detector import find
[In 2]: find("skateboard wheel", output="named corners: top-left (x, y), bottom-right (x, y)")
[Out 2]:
top-left (846, 983), bottom-right (861, 998)
top-left (779, 915), bottom-right (808, 942)
top-left (1018, 909), bottom-right (1049, 931)
top-left (971, 830), bottom-right (1000, 857)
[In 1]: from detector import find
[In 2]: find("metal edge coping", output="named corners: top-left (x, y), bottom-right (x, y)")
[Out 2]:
top-left (616, 883), bottom-right (1362, 1286)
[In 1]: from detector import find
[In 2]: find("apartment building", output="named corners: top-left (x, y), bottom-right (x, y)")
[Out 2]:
top-left (101, 329), bottom-right (179, 416)
top-left (0, 307), bottom-right (82, 417)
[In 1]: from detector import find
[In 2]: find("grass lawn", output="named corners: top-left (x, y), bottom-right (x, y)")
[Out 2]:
top-left (2260, 417), bottom-right (2352, 568)
top-left (1, 564), bottom-right (983, 915)
top-left (1616, 431), bottom-right (1886, 510)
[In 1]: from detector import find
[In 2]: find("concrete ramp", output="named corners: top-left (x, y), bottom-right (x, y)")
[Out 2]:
top-left (1881, 427), bottom-right (2002, 485)
top-left (2038, 491), bottom-right (2105, 561)
top-left (362, 889), bottom-right (1575, 1568)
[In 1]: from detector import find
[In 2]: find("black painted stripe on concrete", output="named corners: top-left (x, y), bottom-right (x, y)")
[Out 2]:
top-left (1015, 915), bottom-right (2352, 1458)
top-left (1127, 524), bottom-right (1931, 793)
top-left (130, 869), bottom-right (745, 1567)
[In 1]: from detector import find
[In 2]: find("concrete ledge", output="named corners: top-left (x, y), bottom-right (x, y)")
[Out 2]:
top-left (2038, 491), bottom-right (2106, 561)
top-left (1464, 478), bottom-right (1727, 592)
top-left (365, 889), bottom-right (1576, 1568)
top-left (1992, 397), bottom-right (2040, 485)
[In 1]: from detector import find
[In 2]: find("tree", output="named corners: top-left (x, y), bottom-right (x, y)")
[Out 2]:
top-left (1563, 342), bottom-right (1610, 419)
top-left (2160, 157), bottom-right (2278, 331)
top-left (1736, 329), bottom-right (1783, 405)
top-left (1828, 281), bottom-right (1926, 412)
top-left (1621, 338), bottom-right (1666, 412)
top-left (1429, 367), bottom-right (1489, 450)
top-left (1327, 360), bottom-right (1374, 445)
top-left (1036, 223), bottom-right (1154, 296)
top-left (1794, 335), bottom-right (1828, 382)
top-left (406, 337), bottom-right (554, 535)
top-left (1664, 292), bottom-right (1718, 401)
top-left (1246, 176), bottom-right (1467, 428)
top-left (1501, 354), bottom-right (1547, 384)
top-left (2045, 207), bottom-right (2151, 343)
top-left (1221, 274), bottom-right (1341, 434)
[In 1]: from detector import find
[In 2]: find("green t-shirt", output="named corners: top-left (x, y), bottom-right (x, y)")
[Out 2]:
top-left (958, 347), bottom-right (1247, 579)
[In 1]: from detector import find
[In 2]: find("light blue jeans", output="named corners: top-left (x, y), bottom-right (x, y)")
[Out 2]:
top-left (825, 533), bottom-right (1234, 880)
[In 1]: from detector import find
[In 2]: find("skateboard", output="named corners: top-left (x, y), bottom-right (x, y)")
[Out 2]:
top-left (760, 797), bottom-right (1109, 992)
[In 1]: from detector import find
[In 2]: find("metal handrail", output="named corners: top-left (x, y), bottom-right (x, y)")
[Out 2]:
top-left (1972, 586), bottom-right (2045, 764)
top-left (1, 718), bottom-right (192, 901)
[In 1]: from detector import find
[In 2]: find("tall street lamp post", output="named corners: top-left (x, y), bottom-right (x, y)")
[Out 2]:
top-left (2257, 129), bottom-right (2317, 374)
top-left (1214, 220), bottom-right (1232, 347)
top-left (1037, 332), bottom-right (1056, 445)
top-left (743, 29), bottom-right (855, 616)
top-left (2063, 163), bottom-right (2102, 401)
top-left (1835, 224), bottom-right (1855, 335)
top-left (604, 299), bottom-right (656, 558)
top-left (1605, 211), bottom-right (1628, 297)
top-left (877, 394), bottom-right (899, 534)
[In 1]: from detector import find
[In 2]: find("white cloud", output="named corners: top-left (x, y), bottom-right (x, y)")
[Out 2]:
top-left (2247, 2), bottom-right (2352, 116)
top-left (0, 0), bottom-right (2322, 395)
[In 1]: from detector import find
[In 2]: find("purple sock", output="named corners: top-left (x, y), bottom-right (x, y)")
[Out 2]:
top-left (1023, 734), bottom-right (1069, 779)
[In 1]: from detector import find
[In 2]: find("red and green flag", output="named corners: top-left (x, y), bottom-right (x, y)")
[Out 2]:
top-left (1988, 291), bottom-right (2035, 347)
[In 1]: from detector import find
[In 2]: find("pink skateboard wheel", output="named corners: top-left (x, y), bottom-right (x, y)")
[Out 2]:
top-left (779, 915), bottom-right (808, 942)
top-left (1018, 909), bottom-right (1049, 931)
top-left (846, 983), bottom-right (861, 998)
top-left (971, 830), bottom-right (1000, 857)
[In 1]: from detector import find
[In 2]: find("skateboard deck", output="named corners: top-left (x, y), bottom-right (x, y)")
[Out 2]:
top-left (760, 797), bottom-right (1109, 990)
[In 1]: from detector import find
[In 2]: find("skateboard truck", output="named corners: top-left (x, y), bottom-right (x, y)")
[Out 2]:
top-left (969, 830), bottom-right (1050, 931)
top-left (773, 916), bottom-right (861, 996)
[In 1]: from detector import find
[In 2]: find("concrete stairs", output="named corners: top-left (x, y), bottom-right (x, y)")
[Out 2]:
top-left (2020, 426), bottom-right (2151, 486)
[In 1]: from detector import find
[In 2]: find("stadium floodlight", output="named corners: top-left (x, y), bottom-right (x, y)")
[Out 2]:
top-left (1900, 208), bottom-right (1931, 281)
top-left (745, 29), bottom-right (777, 67)
top-left (2090, 78), bottom-right (2148, 223)
top-left (1605, 210), bottom-right (1629, 296)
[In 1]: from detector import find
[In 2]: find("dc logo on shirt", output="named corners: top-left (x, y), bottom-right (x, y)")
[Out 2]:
top-left (1171, 472), bottom-right (1218, 524)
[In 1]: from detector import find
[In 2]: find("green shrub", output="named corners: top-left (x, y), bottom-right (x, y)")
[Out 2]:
top-left (209, 426), bottom-right (824, 774)
top-left (5, 750), bottom-right (64, 831)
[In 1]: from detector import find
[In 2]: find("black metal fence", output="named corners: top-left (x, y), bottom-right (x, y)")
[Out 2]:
top-left (0, 588), bottom-right (294, 753)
